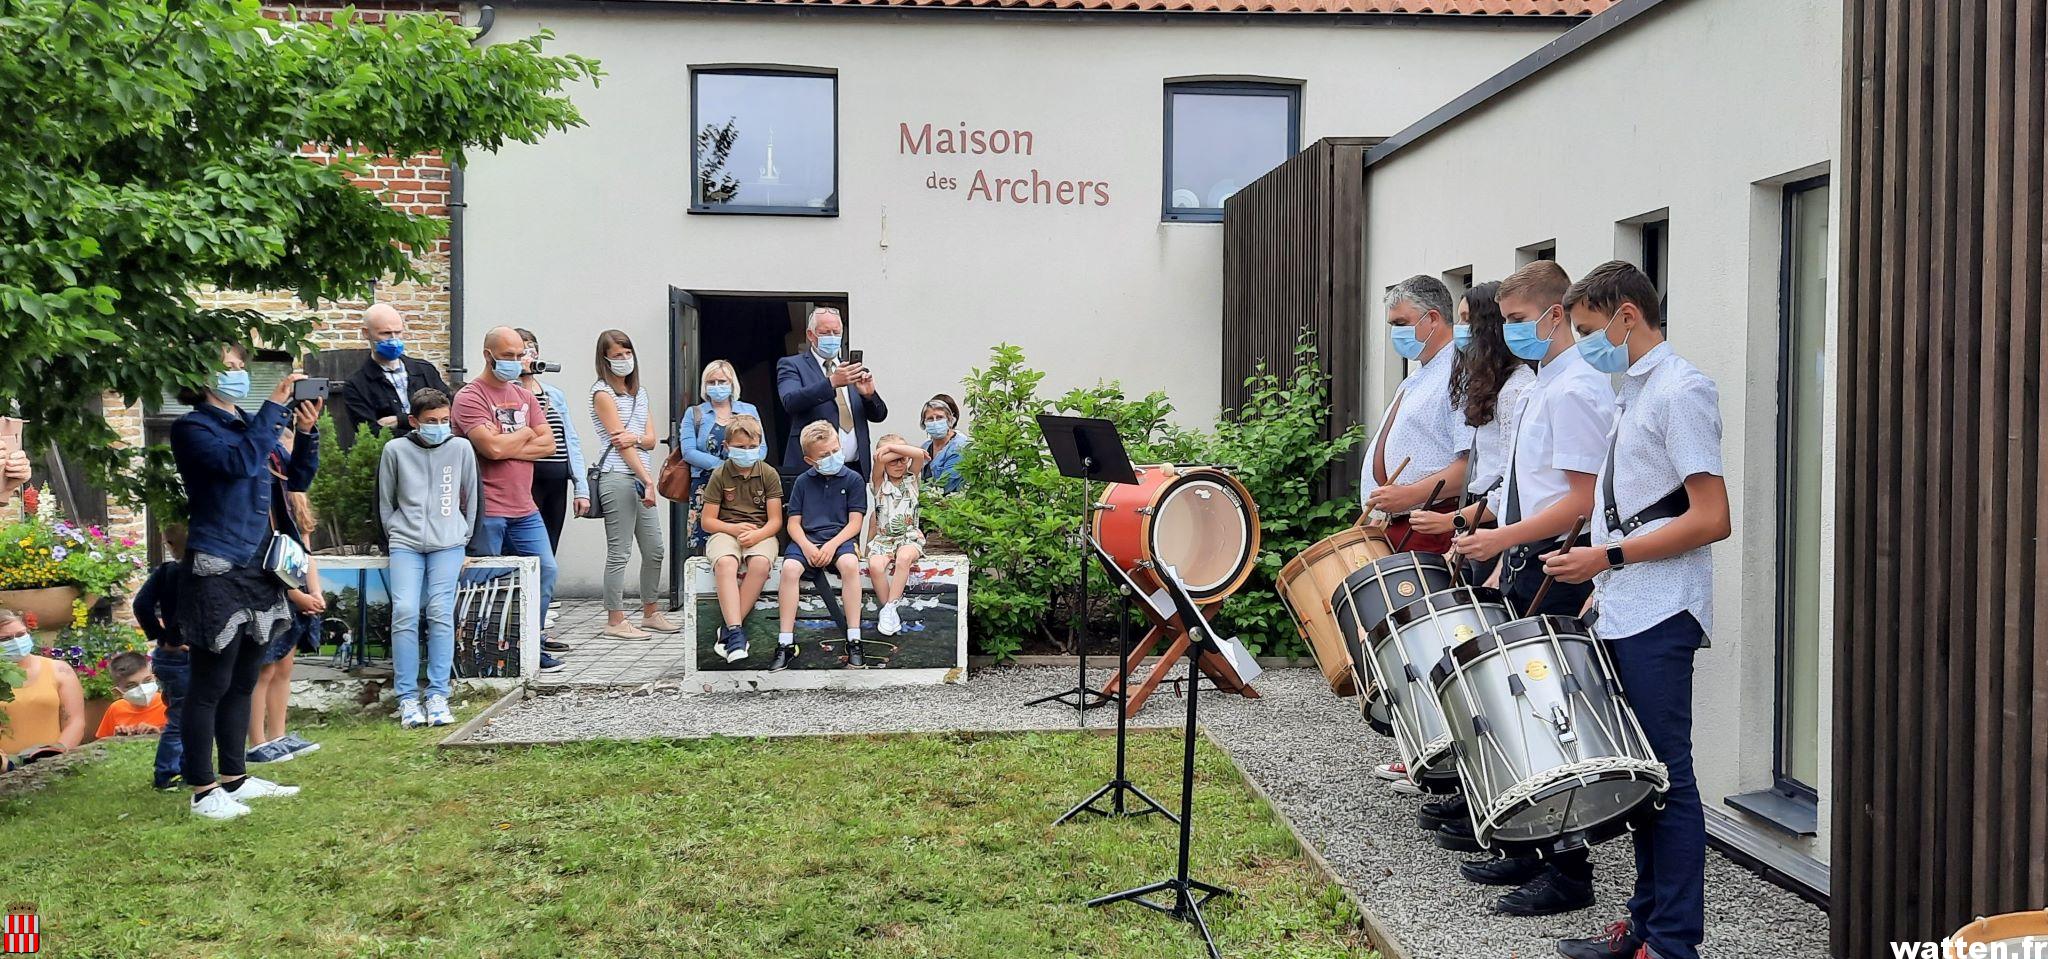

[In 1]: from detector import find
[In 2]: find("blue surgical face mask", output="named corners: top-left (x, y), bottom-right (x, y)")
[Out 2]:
top-left (417, 422), bottom-right (452, 444)
top-left (924, 418), bottom-right (950, 439)
top-left (1389, 325), bottom-right (1424, 361)
top-left (1451, 324), bottom-right (1473, 353)
top-left (728, 446), bottom-right (764, 468)
top-left (1577, 313), bottom-right (1635, 374)
top-left (0, 635), bottom-right (33, 660)
top-left (492, 358), bottom-right (523, 382)
top-left (815, 334), bottom-right (842, 360)
top-left (373, 338), bottom-right (406, 362)
top-left (814, 451), bottom-right (845, 476)
top-left (213, 369), bottom-right (251, 400)
top-left (705, 384), bottom-right (733, 403)
top-left (1502, 307), bottom-right (1558, 361)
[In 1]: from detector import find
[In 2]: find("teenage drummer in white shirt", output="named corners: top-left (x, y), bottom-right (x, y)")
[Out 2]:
top-left (1361, 275), bottom-right (1468, 554)
top-left (1540, 260), bottom-right (1730, 959)
top-left (1439, 260), bottom-right (1615, 916)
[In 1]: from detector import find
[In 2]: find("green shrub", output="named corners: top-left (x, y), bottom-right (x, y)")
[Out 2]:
top-left (925, 345), bottom-right (1206, 661)
top-left (306, 414), bottom-right (390, 553)
top-left (1206, 332), bottom-right (1365, 657)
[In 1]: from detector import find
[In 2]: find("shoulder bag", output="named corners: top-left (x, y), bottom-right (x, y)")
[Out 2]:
top-left (656, 404), bottom-right (696, 501)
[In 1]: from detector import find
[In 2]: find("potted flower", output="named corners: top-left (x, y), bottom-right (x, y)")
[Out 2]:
top-left (0, 485), bottom-right (147, 634)
top-left (40, 600), bottom-right (149, 741)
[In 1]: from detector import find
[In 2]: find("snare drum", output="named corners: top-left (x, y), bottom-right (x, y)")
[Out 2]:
top-left (1431, 615), bottom-right (1669, 850)
top-left (1277, 525), bottom-right (1396, 696)
top-left (1362, 586), bottom-right (1516, 781)
top-left (1094, 465), bottom-right (1259, 604)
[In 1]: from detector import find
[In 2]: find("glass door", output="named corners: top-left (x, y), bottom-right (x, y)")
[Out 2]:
top-left (1774, 175), bottom-right (1830, 795)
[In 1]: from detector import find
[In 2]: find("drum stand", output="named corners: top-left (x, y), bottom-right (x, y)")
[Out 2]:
top-left (1088, 566), bottom-right (1233, 959)
top-left (1057, 586), bottom-right (1176, 825)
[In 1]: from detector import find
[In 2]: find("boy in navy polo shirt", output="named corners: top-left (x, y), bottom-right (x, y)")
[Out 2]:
top-left (774, 421), bottom-right (868, 671)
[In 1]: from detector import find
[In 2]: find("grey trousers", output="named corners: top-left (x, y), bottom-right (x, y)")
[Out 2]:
top-left (597, 471), bottom-right (665, 611)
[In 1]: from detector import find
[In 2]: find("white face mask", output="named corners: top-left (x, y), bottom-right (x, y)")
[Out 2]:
top-left (608, 356), bottom-right (635, 378)
top-left (122, 681), bottom-right (159, 707)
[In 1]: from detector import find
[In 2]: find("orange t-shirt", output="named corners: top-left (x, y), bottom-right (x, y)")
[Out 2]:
top-left (94, 696), bottom-right (168, 738)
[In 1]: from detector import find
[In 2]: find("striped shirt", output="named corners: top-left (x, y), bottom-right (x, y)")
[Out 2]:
top-left (589, 381), bottom-right (652, 474)
top-left (537, 390), bottom-right (571, 466)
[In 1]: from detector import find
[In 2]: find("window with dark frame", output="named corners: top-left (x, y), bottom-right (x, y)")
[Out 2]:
top-left (1161, 81), bottom-right (1300, 222)
top-left (691, 68), bottom-right (838, 216)
top-left (1772, 174), bottom-right (1830, 804)
top-left (1642, 216), bottom-right (1669, 323)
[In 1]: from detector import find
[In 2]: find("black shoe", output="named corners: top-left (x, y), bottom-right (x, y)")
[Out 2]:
top-left (1556, 919), bottom-right (1641, 958)
top-left (770, 643), bottom-right (799, 671)
top-left (1434, 818), bottom-right (1484, 853)
top-left (1418, 794), bottom-right (1467, 831)
top-left (1494, 870), bottom-right (1595, 917)
top-left (542, 639), bottom-right (571, 653)
top-left (1460, 855), bottom-right (1547, 886)
top-left (846, 639), bottom-right (864, 668)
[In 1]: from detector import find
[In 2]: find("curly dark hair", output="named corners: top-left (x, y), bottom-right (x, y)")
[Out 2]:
top-left (1449, 281), bottom-right (1529, 428)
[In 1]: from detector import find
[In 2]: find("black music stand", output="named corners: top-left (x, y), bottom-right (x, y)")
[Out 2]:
top-left (1054, 537), bottom-right (1178, 826)
top-left (1087, 563), bottom-right (1236, 959)
top-left (1025, 414), bottom-right (1139, 719)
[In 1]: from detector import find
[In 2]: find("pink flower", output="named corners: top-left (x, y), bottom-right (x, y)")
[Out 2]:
top-left (120, 537), bottom-right (136, 547)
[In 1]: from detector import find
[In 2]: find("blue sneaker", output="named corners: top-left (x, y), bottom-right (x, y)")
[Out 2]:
top-left (246, 739), bottom-right (295, 764)
top-left (720, 626), bottom-right (749, 662)
top-left (539, 652), bottom-right (567, 673)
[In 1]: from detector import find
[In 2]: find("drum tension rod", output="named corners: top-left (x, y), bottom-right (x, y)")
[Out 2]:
top-left (1549, 705), bottom-right (1579, 745)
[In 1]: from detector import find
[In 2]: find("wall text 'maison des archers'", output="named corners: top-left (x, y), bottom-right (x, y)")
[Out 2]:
top-left (899, 122), bottom-right (1112, 207)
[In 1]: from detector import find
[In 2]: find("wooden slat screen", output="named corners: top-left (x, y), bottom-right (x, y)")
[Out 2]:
top-left (1221, 137), bottom-right (1376, 503)
top-left (1835, 1), bottom-right (2048, 954)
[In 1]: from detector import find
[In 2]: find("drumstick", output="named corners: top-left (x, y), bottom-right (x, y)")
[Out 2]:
top-left (1524, 514), bottom-right (1589, 617)
top-left (1392, 479), bottom-right (1444, 551)
top-left (1362, 456), bottom-right (1413, 526)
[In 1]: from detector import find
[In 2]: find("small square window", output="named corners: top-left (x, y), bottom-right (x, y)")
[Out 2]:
top-left (1163, 82), bottom-right (1300, 222)
top-left (691, 69), bottom-right (838, 215)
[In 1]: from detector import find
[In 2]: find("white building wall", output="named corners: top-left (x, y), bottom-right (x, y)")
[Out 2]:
top-left (1363, 0), bottom-right (1843, 863)
top-left (464, 9), bottom-right (1561, 593)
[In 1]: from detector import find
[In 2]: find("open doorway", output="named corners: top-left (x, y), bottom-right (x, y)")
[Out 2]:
top-left (667, 288), bottom-right (849, 605)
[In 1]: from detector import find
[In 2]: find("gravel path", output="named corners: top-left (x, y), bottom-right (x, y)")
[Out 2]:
top-left (470, 666), bottom-right (1828, 959)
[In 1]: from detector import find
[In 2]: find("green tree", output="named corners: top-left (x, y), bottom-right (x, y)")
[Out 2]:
top-left (0, 0), bottom-right (601, 516)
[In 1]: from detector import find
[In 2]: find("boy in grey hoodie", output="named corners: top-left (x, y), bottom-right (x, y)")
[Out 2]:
top-left (378, 388), bottom-right (482, 728)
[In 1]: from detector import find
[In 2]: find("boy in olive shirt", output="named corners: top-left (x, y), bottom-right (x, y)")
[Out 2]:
top-left (701, 415), bottom-right (783, 662)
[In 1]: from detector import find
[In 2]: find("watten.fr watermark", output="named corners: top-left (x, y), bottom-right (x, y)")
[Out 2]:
top-left (1891, 938), bottom-right (2048, 958)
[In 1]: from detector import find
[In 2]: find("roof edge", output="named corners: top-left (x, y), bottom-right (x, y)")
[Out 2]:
top-left (1363, 0), bottom-right (1678, 167)
top-left (492, 0), bottom-right (1599, 23)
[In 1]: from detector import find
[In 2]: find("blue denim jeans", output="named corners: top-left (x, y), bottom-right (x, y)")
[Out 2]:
top-left (1609, 612), bottom-right (1707, 959)
top-left (390, 545), bottom-right (464, 701)
top-left (467, 511), bottom-right (557, 628)
top-left (151, 647), bottom-right (189, 788)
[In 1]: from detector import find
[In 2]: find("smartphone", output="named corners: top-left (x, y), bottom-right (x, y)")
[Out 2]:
top-left (846, 349), bottom-right (864, 366)
top-left (0, 416), bottom-right (21, 455)
top-left (293, 377), bottom-right (330, 404)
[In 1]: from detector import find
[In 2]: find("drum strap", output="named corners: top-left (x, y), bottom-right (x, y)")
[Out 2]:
top-left (1598, 415), bottom-right (1691, 536)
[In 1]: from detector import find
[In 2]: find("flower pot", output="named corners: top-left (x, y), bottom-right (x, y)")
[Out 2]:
top-left (80, 697), bottom-right (114, 744)
top-left (0, 585), bottom-right (82, 635)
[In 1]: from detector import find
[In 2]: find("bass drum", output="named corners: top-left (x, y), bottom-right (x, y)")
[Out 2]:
top-left (1432, 616), bottom-right (1669, 850)
top-left (1364, 586), bottom-right (1516, 781)
top-left (1094, 465), bottom-right (1259, 604)
top-left (1277, 524), bottom-right (1396, 696)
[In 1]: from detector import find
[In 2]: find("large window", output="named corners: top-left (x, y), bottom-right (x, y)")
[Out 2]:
top-left (691, 68), bottom-right (838, 215)
top-left (1162, 82), bottom-right (1299, 222)
top-left (1773, 175), bottom-right (1830, 799)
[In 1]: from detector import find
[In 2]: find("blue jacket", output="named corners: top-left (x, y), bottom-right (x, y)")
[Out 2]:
top-left (775, 353), bottom-right (888, 473)
top-left (535, 380), bottom-right (590, 498)
top-left (678, 399), bottom-right (762, 478)
top-left (171, 400), bottom-right (318, 566)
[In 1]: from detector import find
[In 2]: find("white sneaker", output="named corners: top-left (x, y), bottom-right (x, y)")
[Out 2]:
top-left (1387, 779), bottom-right (1423, 796)
top-left (877, 602), bottom-right (901, 637)
top-left (1372, 762), bottom-right (1407, 782)
top-left (544, 610), bottom-right (558, 631)
top-left (398, 697), bottom-right (426, 729)
top-left (425, 694), bottom-right (455, 727)
top-left (190, 788), bottom-right (251, 820)
top-left (228, 776), bottom-right (299, 800)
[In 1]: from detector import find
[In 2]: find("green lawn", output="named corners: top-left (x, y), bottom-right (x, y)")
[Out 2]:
top-left (2, 707), bottom-right (1373, 959)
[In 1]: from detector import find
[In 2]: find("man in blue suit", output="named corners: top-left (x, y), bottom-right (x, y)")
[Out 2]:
top-left (776, 306), bottom-right (888, 477)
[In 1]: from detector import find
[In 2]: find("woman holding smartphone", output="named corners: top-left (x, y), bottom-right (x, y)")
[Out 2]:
top-left (589, 330), bottom-right (676, 640)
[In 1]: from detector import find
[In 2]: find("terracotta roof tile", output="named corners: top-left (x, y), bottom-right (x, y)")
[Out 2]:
top-left (682, 0), bottom-right (1611, 14)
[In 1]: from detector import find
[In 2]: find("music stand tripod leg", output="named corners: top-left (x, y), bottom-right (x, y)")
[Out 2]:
top-left (1056, 590), bottom-right (1175, 825)
top-left (1022, 469), bottom-right (1111, 717)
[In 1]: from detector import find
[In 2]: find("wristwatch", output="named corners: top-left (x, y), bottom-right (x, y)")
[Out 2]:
top-left (1605, 544), bottom-right (1627, 569)
top-left (1451, 511), bottom-right (1470, 532)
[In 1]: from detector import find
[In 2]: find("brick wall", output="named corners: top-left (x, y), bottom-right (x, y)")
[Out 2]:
top-left (103, 0), bottom-right (465, 576)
